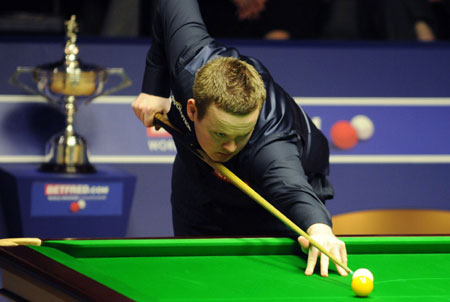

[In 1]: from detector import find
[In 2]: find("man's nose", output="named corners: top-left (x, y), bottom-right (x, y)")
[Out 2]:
top-left (222, 140), bottom-right (237, 153)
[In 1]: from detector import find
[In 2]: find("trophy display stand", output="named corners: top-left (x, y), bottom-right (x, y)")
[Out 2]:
top-left (0, 164), bottom-right (136, 238)
top-left (2, 16), bottom-right (136, 238)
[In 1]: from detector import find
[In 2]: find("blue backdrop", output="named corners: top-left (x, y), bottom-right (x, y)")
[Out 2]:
top-left (0, 38), bottom-right (449, 238)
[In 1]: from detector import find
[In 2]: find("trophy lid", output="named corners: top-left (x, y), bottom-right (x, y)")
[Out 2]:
top-left (33, 15), bottom-right (106, 97)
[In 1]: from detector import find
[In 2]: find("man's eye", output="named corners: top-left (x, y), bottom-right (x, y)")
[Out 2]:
top-left (215, 132), bottom-right (226, 138)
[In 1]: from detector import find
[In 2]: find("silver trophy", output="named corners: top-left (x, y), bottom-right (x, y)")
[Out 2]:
top-left (10, 15), bottom-right (131, 173)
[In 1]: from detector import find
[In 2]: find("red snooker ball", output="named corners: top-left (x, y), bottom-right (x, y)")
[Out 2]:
top-left (70, 201), bottom-right (80, 213)
top-left (330, 120), bottom-right (358, 150)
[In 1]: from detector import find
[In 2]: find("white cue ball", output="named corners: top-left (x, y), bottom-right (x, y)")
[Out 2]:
top-left (78, 199), bottom-right (86, 210)
top-left (350, 115), bottom-right (374, 140)
top-left (352, 268), bottom-right (374, 282)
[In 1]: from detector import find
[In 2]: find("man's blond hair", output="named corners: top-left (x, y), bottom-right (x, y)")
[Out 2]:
top-left (193, 56), bottom-right (266, 119)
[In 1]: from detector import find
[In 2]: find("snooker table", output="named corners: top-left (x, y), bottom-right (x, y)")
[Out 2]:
top-left (0, 236), bottom-right (449, 301)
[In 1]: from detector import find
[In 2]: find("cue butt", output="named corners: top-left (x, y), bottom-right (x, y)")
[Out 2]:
top-left (0, 238), bottom-right (42, 246)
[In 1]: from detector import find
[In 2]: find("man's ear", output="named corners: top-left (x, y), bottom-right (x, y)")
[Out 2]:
top-left (186, 98), bottom-right (197, 121)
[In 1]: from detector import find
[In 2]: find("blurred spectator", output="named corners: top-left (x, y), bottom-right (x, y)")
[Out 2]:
top-left (0, 0), bottom-right (448, 41)
top-left (429, 0), bottom-right (450, 39)
top-left (0, 0), bottom-right (64, 35)
top-left (377, 0), bottom-right (437, 41)
top-left (101, 0), bottom-right (139, 37)
top-left (0, 0), bottom-right (109, 36)
top-left (323, 0), bottom-right (439, 41)
top-left (197, 0), bottom-right (328, 40)
top-left (321, 0), bottom-right (360, 40)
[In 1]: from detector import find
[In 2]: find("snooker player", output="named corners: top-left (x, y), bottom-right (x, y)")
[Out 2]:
top-left (132, 0), bottom-right (348, 277)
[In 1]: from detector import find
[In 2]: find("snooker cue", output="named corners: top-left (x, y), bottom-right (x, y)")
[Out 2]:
top-left (0, 238), bottom-right (42, 246)
top-left (154, 113), bottom-right (353, 275)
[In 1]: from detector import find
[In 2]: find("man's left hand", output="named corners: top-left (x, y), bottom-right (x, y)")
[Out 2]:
top-left (297, 223), bottom-right (348, 277)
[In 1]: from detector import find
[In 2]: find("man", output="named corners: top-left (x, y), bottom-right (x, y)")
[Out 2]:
top-left (132, 0), bottom-right (348, 277)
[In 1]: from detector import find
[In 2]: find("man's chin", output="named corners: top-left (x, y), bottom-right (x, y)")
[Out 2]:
top-left (210, 152), bottom-right (233, 162)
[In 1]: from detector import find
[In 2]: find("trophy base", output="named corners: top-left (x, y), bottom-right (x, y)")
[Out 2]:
top-left (39, 162), bottom-right (96, 174)
top-left (43, 131), bottom-right (96, 174)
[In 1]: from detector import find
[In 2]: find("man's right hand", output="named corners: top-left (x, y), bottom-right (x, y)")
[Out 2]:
top-left (132, 93), bottom-right (171, 128)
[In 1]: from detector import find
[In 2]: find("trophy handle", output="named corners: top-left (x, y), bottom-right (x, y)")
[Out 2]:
top-left (9, 66), bottom-right (57, 105)
top-left (101, 68), bottom-right (132, 97)
top-left (9, 67), bottom-right (37, 95)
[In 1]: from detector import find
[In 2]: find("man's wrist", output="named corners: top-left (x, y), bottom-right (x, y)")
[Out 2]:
top-left (306, 223), bottom-right (333, 236)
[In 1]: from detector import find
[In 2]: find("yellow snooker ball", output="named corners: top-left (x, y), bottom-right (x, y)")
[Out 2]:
top-left (351, 276), bottom-right (374, 297)
top-left (352, 268), bottom-right (374, 297)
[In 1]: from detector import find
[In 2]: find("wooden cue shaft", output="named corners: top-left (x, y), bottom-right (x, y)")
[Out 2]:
top-left (154, 113), bottom-right (352, 274)
top-left (200, 153), bottom-right (352, 274)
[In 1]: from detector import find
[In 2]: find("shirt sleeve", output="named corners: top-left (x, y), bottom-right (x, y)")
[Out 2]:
top-left (141, 0), bottom-right (212, 97)
top-left (250, 138), bottom-right (332, 232)
top-left (141, 0), bottom-right (169, 97)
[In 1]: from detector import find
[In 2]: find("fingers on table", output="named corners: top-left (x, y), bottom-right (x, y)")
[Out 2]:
top-left (304, 241), bottom-right (348, 277)
top-left (324, 241), bottom-right (348, 276)
top-left (305, 246), bottom-right (320, 276)
top-left (334, 241), bottom-right (348, 276)
top-left (320, 252), bottom-right (330, 277)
